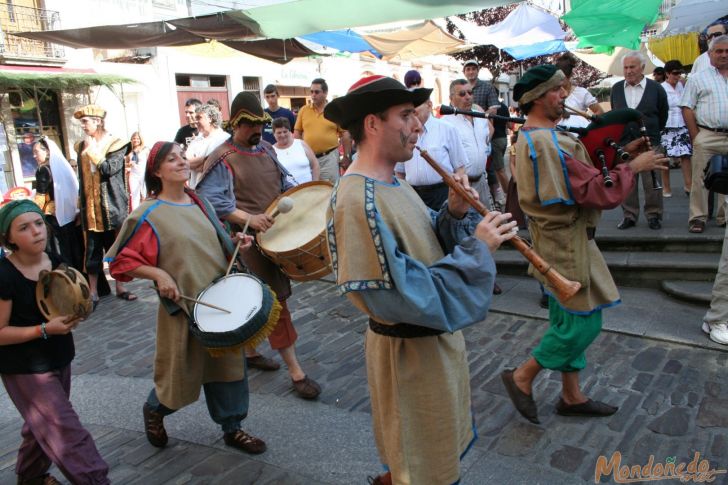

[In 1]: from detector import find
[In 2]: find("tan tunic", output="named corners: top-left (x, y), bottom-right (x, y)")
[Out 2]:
top-left (107, 199), bottom-right (244, 409)
top-left (328, 175), bottom-right (474, 484)
top-left (515, 128), bottom-right (619, 312)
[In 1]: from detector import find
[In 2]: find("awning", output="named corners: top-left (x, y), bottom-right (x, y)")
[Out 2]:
top-left (563, 0), bottom-right (664, 52)
top-left (221, 38), bottom-right (318, 64)
top-left (0, 66), bottom-right (134, 90)
top-left (301, 30), bottom-right (379, 57)
top-left (662, 0), bottom-right (728, 36)
top-left (11, 12), bottom-right (262, 50)
top-left (449, 5), bottom-right (566, 49)
top-left (362, 21), bottom-right (467, 60)
top-left (569, 44), bottom-right (658, 76)
top-left (648, 33), bottom-right (700, 65)
top-left (239, 0), bottom-right (523, 39)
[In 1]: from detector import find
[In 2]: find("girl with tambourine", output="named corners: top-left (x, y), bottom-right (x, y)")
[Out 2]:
top-left (0, 199), bottom-right (109, 485)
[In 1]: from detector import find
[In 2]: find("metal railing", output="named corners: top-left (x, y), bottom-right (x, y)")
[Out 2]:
top-left (0, 2), bottom-right (64, 61)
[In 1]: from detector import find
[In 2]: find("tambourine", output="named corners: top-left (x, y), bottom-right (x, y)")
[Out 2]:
top-left (36, 264), bottom-right (92, 321)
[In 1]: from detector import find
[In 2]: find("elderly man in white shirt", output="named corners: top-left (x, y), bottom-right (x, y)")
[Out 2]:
top-left (395, 97), bottom-right (467, 210)
top-left (441, 78), bottom-right (494, 209)
top-left (680, 34), bottom-right (728, 235)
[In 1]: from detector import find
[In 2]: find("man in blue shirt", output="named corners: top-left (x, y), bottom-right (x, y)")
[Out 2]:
top-left (262, 84), bottom-right (296, 145)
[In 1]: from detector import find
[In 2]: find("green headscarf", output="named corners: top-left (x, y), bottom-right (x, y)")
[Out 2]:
top-left (0, 199), bottom-right (44, 238)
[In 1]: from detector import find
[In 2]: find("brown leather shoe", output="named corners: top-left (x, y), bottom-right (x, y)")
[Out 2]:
top-left (246, 354), bottom-right (281, 371)
top-left (143, 403), bottom-right (168, 448)
top-left (223, 429), bottom-right (267, 454)
top-left (17, 474), bottom-right (62, 485)
top-left (292, 375), bottom-right (321, 399)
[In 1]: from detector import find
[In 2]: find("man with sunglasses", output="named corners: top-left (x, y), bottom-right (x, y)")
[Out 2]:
top-left (692, 22), bottom-right (726, 74)
top-left (294, 78), bottom-right (352, 182)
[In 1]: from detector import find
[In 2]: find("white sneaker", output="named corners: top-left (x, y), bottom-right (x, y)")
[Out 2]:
top-left (702, 321), bottom-right (711, 335)
top-left (707, 322), bottom-right (728, 345)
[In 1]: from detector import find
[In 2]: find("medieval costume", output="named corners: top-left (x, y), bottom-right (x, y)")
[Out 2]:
top-left (324, 76), bottom-right (499, 484)
top-left (73, 105), bottom-right (130, 287)
top-left (106, 177), bottom-right (259, 453)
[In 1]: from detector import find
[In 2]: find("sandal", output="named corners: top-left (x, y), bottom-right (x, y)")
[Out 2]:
top-left (689, 220), bottom-right (705, 233)
top-left (223, 429), bottom-right (266, 454)
top-left (116, 291), bottom-right (138, 301)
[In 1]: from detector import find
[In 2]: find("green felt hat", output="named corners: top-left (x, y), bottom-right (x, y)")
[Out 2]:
top-left (513, 65), bottom-right (565, 105)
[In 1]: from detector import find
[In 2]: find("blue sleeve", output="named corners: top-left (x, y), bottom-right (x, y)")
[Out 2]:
top-left (431, 205), bottom-right (481, 254)
top-left (195, 163), bottom-right (236, 218)
top-left (358, 213), bottom-right (496, 333)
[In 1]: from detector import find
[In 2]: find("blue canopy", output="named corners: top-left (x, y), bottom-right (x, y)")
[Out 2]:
top-left (301, 30), bottom-right (380, 57)
top-left (504, 39), bottom-right (567, 60)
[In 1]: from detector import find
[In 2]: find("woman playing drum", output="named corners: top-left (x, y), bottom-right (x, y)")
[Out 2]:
top-left (106, 141), bottom-right (267, 454)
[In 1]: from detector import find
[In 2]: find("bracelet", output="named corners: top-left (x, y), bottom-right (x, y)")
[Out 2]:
top-left (40, 322), bottom-right (48, 340)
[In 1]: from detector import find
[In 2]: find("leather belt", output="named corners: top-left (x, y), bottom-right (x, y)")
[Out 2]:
top-left (587, 227), bottom-right (596, 240)
top-left (468, 174), bottom-right (483, 183)
top-left (315, 147), bottom-right (338, 157)
top-left (413, 182), bottom-right (446, 191)
top-left (368, 318), bottom-right (444, 338)
top-left (698, 125), bottom-right (728, 134)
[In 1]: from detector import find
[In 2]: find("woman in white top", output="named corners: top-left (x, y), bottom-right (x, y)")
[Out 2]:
top-left (555, 54), bottom-right (604, 129)
top-left (185, 103), bottom-right (230, 188)
top-left (126, 131), bottom-right (149, 210)
top-left (272, 117), bottom-right (319, 185)
top-left (659, 59), bottom-right (692, 197)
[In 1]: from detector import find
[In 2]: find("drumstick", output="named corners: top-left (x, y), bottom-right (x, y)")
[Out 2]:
top-left (270, 196), bottom-right (294, 218)
top-left (148, 286), bottom-right (231, 313)
top-left (225, 217), bottom-right (251, 277)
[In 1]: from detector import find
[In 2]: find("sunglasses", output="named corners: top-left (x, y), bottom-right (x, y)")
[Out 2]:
top-left (708, 32), bottom-right (725, 39)
top-left (457, 90), bottom-right (474, 97)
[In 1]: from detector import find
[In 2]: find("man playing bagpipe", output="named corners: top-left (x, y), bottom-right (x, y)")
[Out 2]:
top-left (502, 65), bottom-right (668, 424)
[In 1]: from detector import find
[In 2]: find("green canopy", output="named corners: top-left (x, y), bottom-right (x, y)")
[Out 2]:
top-left (239, 0), bottom-right (522, 39)
top-left (562, 0), bottom-right (663, 52)
top-left (0, 71), bottom-right (134, 90)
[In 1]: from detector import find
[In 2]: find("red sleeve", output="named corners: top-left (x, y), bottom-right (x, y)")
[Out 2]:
top-left (108, 222), bottom-right (159, 282)
top-left (564, 153), bottom-right (636, 210)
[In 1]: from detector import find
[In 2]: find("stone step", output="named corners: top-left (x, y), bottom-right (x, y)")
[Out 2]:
top-left (661, 280), bottom-right (713, 304)
top-left (494, 250), bottom-right (718, 289)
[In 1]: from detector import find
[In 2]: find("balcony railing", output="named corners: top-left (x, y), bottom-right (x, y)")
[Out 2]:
top-left (0, 2), bottom-right (64, 62)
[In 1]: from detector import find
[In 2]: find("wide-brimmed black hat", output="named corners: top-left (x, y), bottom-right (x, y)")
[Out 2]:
top-left (229, 91), bottom-right (271, 127)
top-left (324, 75), bottom-right (432, 129)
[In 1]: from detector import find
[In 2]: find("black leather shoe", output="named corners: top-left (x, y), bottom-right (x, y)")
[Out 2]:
top-left (617, 218), bottom-right (636, 230)
top-left (501, 369), bottom-right (540, 424)
top-left (647, 217), bottom-right (662, 230)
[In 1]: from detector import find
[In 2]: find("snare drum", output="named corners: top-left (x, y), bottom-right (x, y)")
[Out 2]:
top-left (189, 273), bottom-right (281, 354)
top-left (257, 180), bottom-right (333, 281)
top-left (36, 264), bottom-right (92, 321)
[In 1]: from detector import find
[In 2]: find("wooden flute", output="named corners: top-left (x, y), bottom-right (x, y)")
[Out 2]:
top-left (415, 147), bottom-right (581, 303)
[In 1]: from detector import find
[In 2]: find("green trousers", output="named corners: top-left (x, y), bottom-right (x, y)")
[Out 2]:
top-left (532, 297), bottom-right (602, 373)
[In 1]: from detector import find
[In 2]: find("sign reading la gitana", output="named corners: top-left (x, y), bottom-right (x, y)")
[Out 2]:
top-left (595, 451), bottom-right (727, 483)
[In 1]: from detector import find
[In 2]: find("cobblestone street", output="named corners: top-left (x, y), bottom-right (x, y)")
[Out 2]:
top-left (1, 277), bottom-right (727, 484)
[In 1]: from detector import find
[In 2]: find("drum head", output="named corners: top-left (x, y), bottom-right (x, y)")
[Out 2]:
top-left (194, 274), bottom-right (263, 333)
top-left (258, 181), bottom-right (333, 253)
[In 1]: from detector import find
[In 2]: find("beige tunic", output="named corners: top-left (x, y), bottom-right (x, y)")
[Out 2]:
top-left (515, 128), bottom-right (619, 312)
top-left (327, 175), bottom-right (474, 485)
top-left (108, 199), bottom-right (244, 409)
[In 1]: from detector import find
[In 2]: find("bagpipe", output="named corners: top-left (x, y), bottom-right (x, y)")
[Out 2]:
top-left (439, 105), bottom-right (660, 189)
